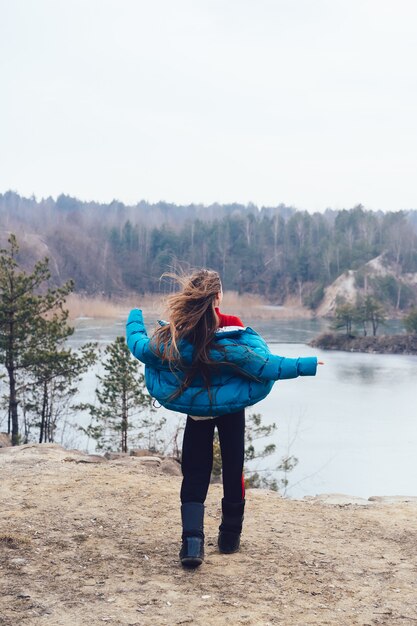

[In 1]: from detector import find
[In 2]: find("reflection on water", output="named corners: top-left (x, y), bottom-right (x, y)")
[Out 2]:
top-left (250, 318), bottom-right (329, 343)
top-left (337, 364), bottom-right (377, 384)
top-left (331, 353), bottom-right (417, 386)
top-left (70, 318), bottom-right (126, 349)
top-left (68, 316), bottom-right (417, 499)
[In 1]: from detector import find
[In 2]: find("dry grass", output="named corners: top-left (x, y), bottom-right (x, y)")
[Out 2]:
top-left (66, 293), bottom-right (166, 320)
top-left (65, 294), bottom-right (126, 320)
top-left (0, 533), bottom-right (31, 547)
top-left (65, 291), bottom-right (311, 321)
top-left (222, 291), bottom-right (312, 320)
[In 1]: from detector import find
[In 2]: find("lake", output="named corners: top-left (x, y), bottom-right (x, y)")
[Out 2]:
top-left (69, 316), bottom-right (417, 500)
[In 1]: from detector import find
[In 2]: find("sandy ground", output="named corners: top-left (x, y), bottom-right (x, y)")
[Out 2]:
top-left (1, 444), bottom-right (417, 626)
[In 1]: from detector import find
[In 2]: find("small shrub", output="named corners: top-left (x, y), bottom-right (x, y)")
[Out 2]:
top-left (404, 308), bottom-right (417, 334)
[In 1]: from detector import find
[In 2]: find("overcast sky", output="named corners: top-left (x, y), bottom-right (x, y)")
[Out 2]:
top-left (1, 0), bottom-right (416, 212)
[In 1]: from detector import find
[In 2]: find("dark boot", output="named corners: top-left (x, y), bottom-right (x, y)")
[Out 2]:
top-left (179, 502), bottom-right (204, 568)
top-left (218, 498), bottom-right (245, 554)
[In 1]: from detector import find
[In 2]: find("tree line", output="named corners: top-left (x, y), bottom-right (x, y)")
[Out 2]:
top-left (1, 192), bottom-right (417, 310)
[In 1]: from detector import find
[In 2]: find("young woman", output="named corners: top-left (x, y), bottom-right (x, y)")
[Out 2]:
top-left (126, 269), bottom-right (319, 568)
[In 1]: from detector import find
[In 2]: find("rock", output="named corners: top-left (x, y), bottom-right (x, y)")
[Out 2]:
top-left (73, 455), bottom-right (108, 464)
top-left (104, 452), bottom-right (129, 460)
top-left (368, 495), bottom-right (417, 504)
top-left (130, 449), bottom-right (160, 457)
top-left (135, 456), bottom-right (162, 467)
top-left (160, 457), bottom-right (182, 476)
top-left (0, 432), bottom-right (11, 448)
top-left (21, 443), bottom-right (67, 453)
top-left (303, 493), bottom-right (370, 506)
top-left (10, 558), bottom-right (27, 566)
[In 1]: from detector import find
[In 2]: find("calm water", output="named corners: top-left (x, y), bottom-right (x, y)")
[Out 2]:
top-left (69, 316), bottom-right (417, 499)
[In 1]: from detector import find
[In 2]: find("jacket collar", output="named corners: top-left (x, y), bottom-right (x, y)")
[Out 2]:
top-left (157, 319), bottom-right (247, 337)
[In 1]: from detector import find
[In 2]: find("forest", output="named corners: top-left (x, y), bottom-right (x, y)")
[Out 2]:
top-left (1, 191), bottom-right (417, 311)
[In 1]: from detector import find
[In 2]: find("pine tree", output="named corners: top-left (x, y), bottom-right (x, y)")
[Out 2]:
top-left (356, 295), bottom-right (386, 337)
top-left (23, 333), bottom-right (97, 444)
top-left (0, 234), bottom-right (74, 445)
top-left (332, 302), bottom-right (356, 335)
top-left (80, 337), bottom-right (156, 453)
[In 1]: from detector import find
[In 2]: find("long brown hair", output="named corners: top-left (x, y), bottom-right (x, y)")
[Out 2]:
top-left (152, 269), bottom-right (223, 397)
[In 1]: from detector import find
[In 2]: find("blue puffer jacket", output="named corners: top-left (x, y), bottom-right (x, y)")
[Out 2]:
top-left (126, 309), bottom-right (317, 417)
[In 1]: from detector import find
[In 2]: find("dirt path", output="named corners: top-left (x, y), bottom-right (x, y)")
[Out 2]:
top-left (1, 444), bottom-right (417, 626)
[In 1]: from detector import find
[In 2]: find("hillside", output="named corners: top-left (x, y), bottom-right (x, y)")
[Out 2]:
top-left (2, 193), bottom-right (417, 309)
top-left (1, 444), bottom-right (417, 626)
top-left (316, 255), bottom-right (417, 317)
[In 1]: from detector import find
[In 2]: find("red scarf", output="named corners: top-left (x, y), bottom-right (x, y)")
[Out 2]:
top-left (215, 307), bottom-right (244, 328)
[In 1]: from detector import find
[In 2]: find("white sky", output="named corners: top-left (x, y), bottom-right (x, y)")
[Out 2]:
top-left (1, 0), bottom-right (416, 212)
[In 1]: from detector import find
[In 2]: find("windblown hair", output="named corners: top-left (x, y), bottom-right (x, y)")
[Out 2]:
top-left (152, 269), bottom-right (223, 398)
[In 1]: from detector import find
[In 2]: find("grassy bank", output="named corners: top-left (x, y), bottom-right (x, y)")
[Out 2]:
top-left (66, 292), bottom-right (313, 322)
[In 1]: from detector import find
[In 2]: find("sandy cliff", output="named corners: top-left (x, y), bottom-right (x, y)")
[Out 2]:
top-left (1, 444), bottom-right (417, 626)
top-left (316, 255), bottom-right (417, 318)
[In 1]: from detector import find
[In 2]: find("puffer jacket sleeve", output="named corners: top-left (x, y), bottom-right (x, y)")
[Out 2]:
top-left (214, 343), bottom-right (317, 381)
top-left (259, 354), bottom-right (317, 380)
top-left (126, 309), bottom-right (162, 367)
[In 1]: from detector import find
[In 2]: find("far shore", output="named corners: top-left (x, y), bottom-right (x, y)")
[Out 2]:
top-left (66, 291), bottom-right (313, 322)
top-left (310, 331), bottom-right (417, 356)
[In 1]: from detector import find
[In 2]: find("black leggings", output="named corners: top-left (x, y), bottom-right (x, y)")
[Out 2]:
top-left (180, 410), bottom-right (245, 504)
